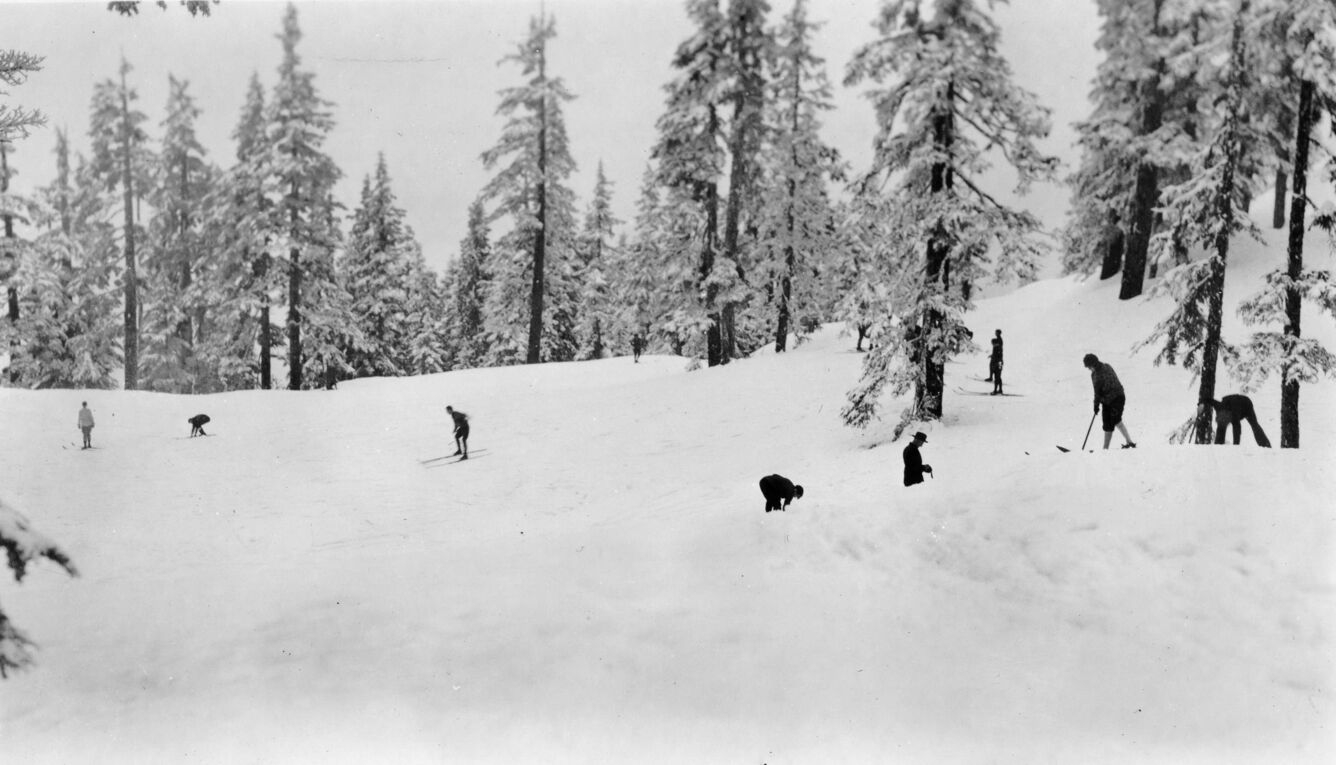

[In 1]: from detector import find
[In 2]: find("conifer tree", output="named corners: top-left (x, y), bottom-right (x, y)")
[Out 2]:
top-left (141, 76), bottom-right (215, 392)
top-left (842, 0), bottom-right (1057, 429)
top-left (452, 198), bottom-right (492, 368)
top-left (479, 13), bottom-right (580, 365)
top-left (576, 162), bottom-right (620, 359)
top-left (343, 154), bottom-right (423, 378)
top-left (1138, 0), bottom-right (1275, 443)
top-left (89, 57), bottom-right (153, 389)
top-left (1234, 0), bottom-right (1336, 448)
top-left (264, 4), bottom-right (343, 389)
top-left (756, 0), bottom-right (843, 352)
top-left (653, 0), bottom-right (729, 365)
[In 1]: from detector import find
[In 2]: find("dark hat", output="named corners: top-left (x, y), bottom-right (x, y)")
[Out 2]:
top-left (1083, 353), bottom-right (1098, 367)
top-left (794, 485), bottom-right (804, 498)
top-left (913, 431), bottom-right (928, 442)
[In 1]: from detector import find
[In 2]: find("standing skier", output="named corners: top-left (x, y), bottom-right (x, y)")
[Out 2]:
top-left (902, 431), bottom-right (933, 486)
top-left (1200, 394), bottom-right (1271, 447)
top-left (1083, 353), bottom-right (1136, 450)
top-left (446, 405), bottom-right (470, 459)
top-left (631, 333), bottom-right (646, 363)
top-left (77, 401), bottom-right (95, 449)
top-left (758, 474), bottom-right (804, 513)
top-left (987, 329), bottom-right (1004, 395)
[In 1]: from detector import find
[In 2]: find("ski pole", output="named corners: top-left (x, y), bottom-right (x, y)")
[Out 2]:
top-left (1080, 410), bottom-right (1098, 451)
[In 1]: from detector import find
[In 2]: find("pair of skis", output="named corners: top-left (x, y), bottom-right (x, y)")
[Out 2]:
top-left (421, 448), bottom-right (487, 466)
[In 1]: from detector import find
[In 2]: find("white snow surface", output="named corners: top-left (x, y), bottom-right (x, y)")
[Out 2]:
top-left (2, 229), bottom-right (1334, 764)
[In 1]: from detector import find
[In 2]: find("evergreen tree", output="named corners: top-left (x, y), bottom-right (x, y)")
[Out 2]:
top-left (0, 50), bottom-right (45, 142)
top-left (343, 154), bottom-right (423, 378)
top-left (652, 0), bottom-right (729, 365)
top-left (1138, 0), bottom-right (1275, 444)
top-left (1234, 0), bottom-right (1336, 448)
top-left (89, 57), bottom-right (153, 390)
top-left (452, 198), bottom-right (492, 368)
top-left (264, 4), bottom-right (343, 390)
top-left (842, 0), bottom-right (1058, 429)
top-left (576, 162), bottom-right (620, 359)
top-left (479, 13), bottom-right (580, 365)
top-left (141, 75), bottom-right (215, 392)
top-left (756, 0), bottom-right (843, 352)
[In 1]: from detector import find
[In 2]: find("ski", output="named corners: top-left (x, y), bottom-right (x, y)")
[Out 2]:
top-left (954, 387), bottom-right (1024, 397)
top-left (424, 449), bottom-right (487, 466)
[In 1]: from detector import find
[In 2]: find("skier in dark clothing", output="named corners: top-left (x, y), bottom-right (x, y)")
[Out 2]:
top-left (1201, 394), bottom-right (1272, 447)
top-left (758, 474), bottom-right (804, 513)
top-left (631, 334), bottom-right (646, 363)
top-left (188, 414), bottom-right (210, 437)
top-left (1084, 353), bottom-right (1136, 450)
top-left (903, 431), bottom-right (932, 486)
top-left (987, 329), bottom-right (1004, 395)
top-left (446, 405), bottom-right (470, 459)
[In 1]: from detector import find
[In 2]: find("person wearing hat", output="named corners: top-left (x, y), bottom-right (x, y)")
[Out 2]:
top-left (446, 405), bottom-right (470, 459)
top-left (77, 401), bottom-right (95, 449)
top-left (758, 474), bottom-right (804, 513)
top-left (903, 431), bottom-right (932, 486)
top-left (1083, 353), bottom-right (1136, 449)
top-left (987, 329), bottom-right (1004, 395)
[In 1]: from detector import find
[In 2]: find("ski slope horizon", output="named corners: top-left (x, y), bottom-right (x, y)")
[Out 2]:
top-left (2, 220), bottom-right (1334, 763)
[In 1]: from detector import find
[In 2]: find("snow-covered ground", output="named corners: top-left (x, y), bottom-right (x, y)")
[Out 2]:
top-left (2, 226), bottom-right (1333, 764)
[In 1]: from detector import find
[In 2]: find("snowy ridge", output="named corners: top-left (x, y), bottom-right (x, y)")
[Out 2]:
top-left (0, 225), bottom-right (1333, 763)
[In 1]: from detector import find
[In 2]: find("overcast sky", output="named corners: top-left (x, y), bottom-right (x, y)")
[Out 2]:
top-left (6, 0), bottom-right (1100, 274)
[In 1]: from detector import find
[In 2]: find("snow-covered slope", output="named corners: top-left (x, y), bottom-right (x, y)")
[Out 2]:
top-left (1, 224), bottom-right (1333, 764)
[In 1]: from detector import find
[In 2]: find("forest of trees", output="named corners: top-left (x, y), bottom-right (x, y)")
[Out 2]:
top-left (0, 0), bottom-right (1333, 436)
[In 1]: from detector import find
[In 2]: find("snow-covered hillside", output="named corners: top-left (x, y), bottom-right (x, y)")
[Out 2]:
top-left (2, 224), bottom-right (1333, 764)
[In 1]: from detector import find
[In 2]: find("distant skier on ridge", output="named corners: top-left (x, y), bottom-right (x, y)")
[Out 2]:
top-left (1083, 353), bottom-right (1136, 450)
top-left (446, 405), bottom-right (470, 460)
top-left (987, 329), bottom-right (1004, 395)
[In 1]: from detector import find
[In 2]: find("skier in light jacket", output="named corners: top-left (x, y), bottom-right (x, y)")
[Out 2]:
top-left (77, 402), bottom-right (95, 449)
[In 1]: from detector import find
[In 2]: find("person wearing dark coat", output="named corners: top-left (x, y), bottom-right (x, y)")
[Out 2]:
top-left (188, 414), bottom-right (211, 437)
top-left (987, 330), bottom-right (1004, 395)
top-left (1201, 394), bottom-right (1272, 447)
top-left (903, 431), bottom-right (932, 486)
top-left (446, 405), bottom-right (470, 459)
top-left (758, 474), bottom-right (804, 513)
top-left (1084, 353), bottom-right (1136, 450)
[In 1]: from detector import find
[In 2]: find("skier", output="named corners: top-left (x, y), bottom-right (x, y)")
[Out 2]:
top-left (446, 405), bottom-right (470, 459)
top-left (987, 329), bottom-right (1004, 395)
top-left (1083, 353), bottom-right (1136, 450)
top-left (188, 414), bottom-right (211, 438)
top-left (903, 431), bottom-right (933, 486)
top-left (77, 401), bottom-right (95, 449)
top-left (631, 333), bottom-right (646, 363)
top-left (758, 474), bottom-right (804, 513)
top-left (1201, 394), bottom-right (1272, 447)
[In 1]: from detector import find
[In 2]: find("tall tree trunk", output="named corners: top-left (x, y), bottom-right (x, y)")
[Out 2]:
top-left (120, 70), bottom-right (139, 391)
top-left (1281, 79), bottom-right (1315, 448)
top-left (527, 33), bottom-right (549, 365)
top-left (1121, 0), bottom-right (1167, 301)
top-left (1, 142), bottom-right (18, 383)
top-left (1193, 2), bottom-right (1246, 443)
top-left (287, 243), bottom-right (302, 390)
top-left (702, 103), bottom-right (723, 368)
top-left (255, 251), bottom-right (272, 390)
top-left (1272, 166), bottom-right (1287, 229)
top-left (919, 82), bottom-right (954, 421)
top-left (1099, 220), bottom-right (1124, 280)
top-left (176, 157), bottom-right (193, 349)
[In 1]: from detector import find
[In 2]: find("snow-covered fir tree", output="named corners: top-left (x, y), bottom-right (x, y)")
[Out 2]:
top-left (141, 75), bottom-right (217, 393)
top-left (842, 0), bottom-right (1058, 429)
top-left (263, 3), bottom-right (345, 389)
top-left (575, 162), bottom-right (620, 360)
top-left (754, 0), bottom-right (843, 352)
top-left (1, 497), bottom-right (78, 678)
top-left (652, 0), bottom-right (730, 365)
top-left (1233, 0), bottom-right (1336, 448)
top-left (479, 13), bottom-right (581, 365)
top-left (450, 198), bottom-right (492, 368)
top-left (88, 56), bottom-right (154, 390)
top-left (1137, 0), bottom-right (1278, 444)
top-left (342, 153), bottom-right (426, 378)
